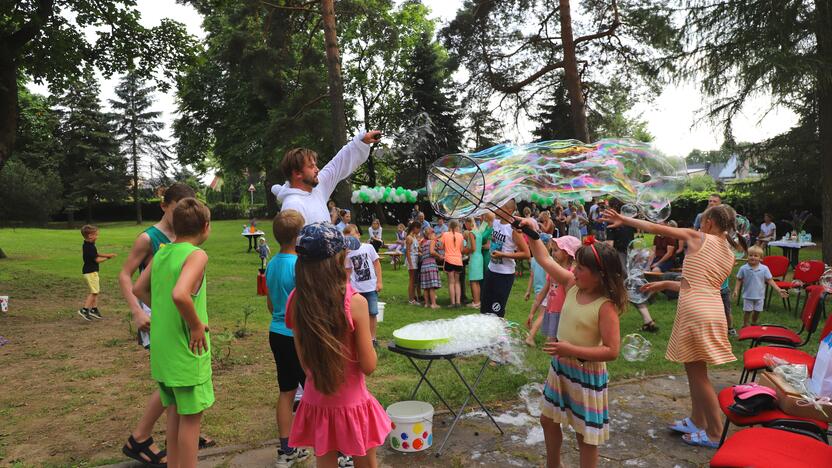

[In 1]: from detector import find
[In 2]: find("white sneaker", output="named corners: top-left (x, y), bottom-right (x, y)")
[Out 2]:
top-left (338, 455), bottom-right (354, 467)
top-left (275, 448), bottom-right (310, 467)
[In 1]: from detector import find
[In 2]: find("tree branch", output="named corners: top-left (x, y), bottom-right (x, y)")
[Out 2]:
top-left (574, 0), bottom-right (621, 46)
top-left (260, 0), bottom-right (319, 15)
top-left (8, 0), bottom-right (54, 50)
top-left (491, 61), bottom-right (566, 94)
top-left (291, 94), bottom-right (328, 119)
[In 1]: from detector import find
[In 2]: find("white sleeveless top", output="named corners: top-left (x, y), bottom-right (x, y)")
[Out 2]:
top-left (488, 220), bottom-right (517, 274)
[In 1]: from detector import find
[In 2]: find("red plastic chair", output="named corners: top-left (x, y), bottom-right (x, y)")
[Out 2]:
top-left (738, 290), bottom-right (827, 383)
top-left (778, 260), bottom-right (825, 312)
top-left (737, 285), bottom-right (826, 348)
top-left (762, 255), bottom-right (790, 311)
top-left (717, 386), bottom-right (829, 446)
top-left (711, 427), bottom-right (832, 467)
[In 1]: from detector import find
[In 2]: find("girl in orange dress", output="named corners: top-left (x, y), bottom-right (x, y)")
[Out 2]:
top-left (603, 205), bottom-right (744, 449)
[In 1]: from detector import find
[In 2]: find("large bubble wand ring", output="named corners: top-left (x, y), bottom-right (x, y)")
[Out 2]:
top-left (427, 154), bottom-right (540, 240)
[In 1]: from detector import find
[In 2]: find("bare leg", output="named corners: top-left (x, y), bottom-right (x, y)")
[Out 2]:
top-left (743, 311), bottom-right (751, 328)
top-left (177, 412), bottom-right (203, 468)
top-left (132, 390), bottom-right (166, 462)
top-left (353, 447), bottom-right (378, 468)
top-left (471, 280), bottom-right (481, 305)
top-left (446, 273), bottom-right (454, 305)
top-left (165, 405), bottom-right (180, 468)
top-left (576, 433), bottom-right (599, 468)
top-left (540, 415), bottom-right (563, 468)
top-left (276, 389), bottom-right (297, 438)
top-left (84, 293), bottom-right (96, 309)
top-left (316, 451), bottom-right (339, 468)
top-left (751, 311), bottom-right (761, 325)
top-left (408, 270), bottom-right (416, 301)
top-left (370, 316), bottom-right (377, 338)
top-left (685, 361), bottom-right (723, 439)
top-left (527, 309), bottom-right (544, 346)
top-left (635, 303), bottom-right (654, 325)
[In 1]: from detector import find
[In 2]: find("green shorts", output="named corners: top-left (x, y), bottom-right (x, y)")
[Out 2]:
top-left (158, 379), bottom-right (215, 415)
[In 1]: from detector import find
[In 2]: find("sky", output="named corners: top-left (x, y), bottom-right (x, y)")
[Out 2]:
top-left (27, 0), bottom-right (797, 168)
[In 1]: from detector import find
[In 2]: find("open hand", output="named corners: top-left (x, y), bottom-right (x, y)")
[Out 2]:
top-left (189, 322), bottom-right (210, 355)
top-left (377, 282), bottom-right (383, 293)
top-left (600, 208), bottom-right (625, 228)
top-left (362, 130), bottom-right (382, 144)
top-left (524, 291), bottom-right (531, 301)
top-left (778, 289), bottom-right (789, 298)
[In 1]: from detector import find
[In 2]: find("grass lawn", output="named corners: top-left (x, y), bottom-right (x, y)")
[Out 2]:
top-left (0, 221), bottom-right (820, 466)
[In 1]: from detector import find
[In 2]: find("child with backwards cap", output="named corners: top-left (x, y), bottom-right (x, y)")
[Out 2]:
top-left (286, 222), bottom-right (391, 468)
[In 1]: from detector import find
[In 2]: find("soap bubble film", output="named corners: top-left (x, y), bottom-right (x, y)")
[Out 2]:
top-left (427, 139), bottom-right (686, 218)
top-left (393, 314), bottom-right (528, 370)
top-left (621, 334), bottom-right (652, 362)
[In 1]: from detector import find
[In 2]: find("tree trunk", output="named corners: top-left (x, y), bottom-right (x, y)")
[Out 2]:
top-left (817, 0), bottom-right (832, 264)
top-left (86, 195), bottom-right (93, 224)
top-left (558, 0), bottom-right (590, 142)
top-left (321, 0), bottom-right (352, 209)
top-left (132, 140), bottom-right (142, 224)
top-left (0, 49), bottom-right (18, 174)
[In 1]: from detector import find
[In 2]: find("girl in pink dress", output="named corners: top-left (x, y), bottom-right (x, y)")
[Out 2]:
top-left (286, 222), bottom-right (392, 468)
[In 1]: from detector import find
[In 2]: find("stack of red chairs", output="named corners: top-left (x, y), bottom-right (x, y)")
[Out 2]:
top-left (775, 260), bottom-right (825, 314)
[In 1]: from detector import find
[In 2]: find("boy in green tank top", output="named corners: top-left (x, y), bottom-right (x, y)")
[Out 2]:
top-left (117, 182), bottom-right (197, 465)
top-left (134, 198), bottom-right (213, 468)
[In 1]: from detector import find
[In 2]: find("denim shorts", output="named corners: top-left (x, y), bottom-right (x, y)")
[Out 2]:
top-left (361, 290), bottom-right (379, 316)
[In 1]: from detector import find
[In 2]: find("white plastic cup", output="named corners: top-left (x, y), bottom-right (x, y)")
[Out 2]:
top-left (377, 302), bottom-right (385, 322)
top-left (0, 296), bottom-right (8, 312)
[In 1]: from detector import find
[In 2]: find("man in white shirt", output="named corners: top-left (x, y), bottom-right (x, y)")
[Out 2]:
top-left (271, 130), bottom-right (381, 225)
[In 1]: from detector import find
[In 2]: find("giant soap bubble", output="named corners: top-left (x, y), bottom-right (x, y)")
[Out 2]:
top-left (427, 139), bottom-right (687, 219)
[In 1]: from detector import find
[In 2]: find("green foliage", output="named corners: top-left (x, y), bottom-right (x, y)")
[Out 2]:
top-left (14, 86), bottom-right (61, 174)
top-left (234, 304), bottom-right (257, 338)
top-left (442, 0), bottom-right (681, 128)
top-left (54, 68), bottom-right (128, 217)
top-left (0, 159), bottom-right (62, 223)
top-left (175, 0), bottom-right (334, 188)
top-left (110, 70), bottom-right (170, 182)
top-left (685, 174), bottom-right (717, 192)
top-left (392, 31), bottom-right (463, 187)
top-left (7, 1), bottom-right (197, 93)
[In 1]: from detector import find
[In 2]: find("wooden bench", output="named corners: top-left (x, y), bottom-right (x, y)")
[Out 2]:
top-left (380, 251), bottom-right (403, 270)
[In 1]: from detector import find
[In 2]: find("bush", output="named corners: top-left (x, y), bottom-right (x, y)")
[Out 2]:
top-left (208, 202), bottom-right (267, 220)
top-left (0, 160), bottom-right (63, 224)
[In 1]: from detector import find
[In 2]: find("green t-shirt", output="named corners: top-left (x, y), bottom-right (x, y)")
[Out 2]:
top-left (150, 242), bottom-right (211, 386)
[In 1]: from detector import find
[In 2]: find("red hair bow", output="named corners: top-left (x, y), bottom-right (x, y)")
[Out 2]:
top-left (583, 235), bottom-right (596, 245)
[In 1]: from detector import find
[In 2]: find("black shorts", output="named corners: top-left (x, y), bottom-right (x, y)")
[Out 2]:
top-left (444, 263), bottom-right (463, 273)
top-left (480, 268), bottom-right (515, 318)
top-left (269, 332), bottom-right (306, 392)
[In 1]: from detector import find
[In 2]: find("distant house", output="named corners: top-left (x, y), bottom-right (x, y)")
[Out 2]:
top-left (685, 154), bottom-right (759, 184)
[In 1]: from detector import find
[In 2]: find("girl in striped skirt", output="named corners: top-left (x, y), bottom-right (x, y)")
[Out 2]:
top-left (603, 205), bottom-right (743, 449)
top-left (520, 218), bottom-right (627, 468)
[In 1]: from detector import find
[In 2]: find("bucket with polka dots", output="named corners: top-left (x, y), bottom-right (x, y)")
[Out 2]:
top-left (385, 400), bottom-right (434, 452)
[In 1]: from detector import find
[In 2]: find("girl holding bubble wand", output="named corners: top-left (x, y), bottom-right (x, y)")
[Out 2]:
top-left (518, 216), bottom-right (625, 468)
top-left (602, 204), bottom-right (744, 449)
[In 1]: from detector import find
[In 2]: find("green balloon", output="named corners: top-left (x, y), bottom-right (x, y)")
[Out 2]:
top-left (359, 192), bottom-right (370, 202)
top-left (396, 186), bottom-right (405, 195)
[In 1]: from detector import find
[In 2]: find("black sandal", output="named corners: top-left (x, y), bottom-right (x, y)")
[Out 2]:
top-left (641, 321), bottom-right (659, 333)
top-left (199, 435), bottom-right (216, 449)
top-left (122, 435), bottom-right (166, 467)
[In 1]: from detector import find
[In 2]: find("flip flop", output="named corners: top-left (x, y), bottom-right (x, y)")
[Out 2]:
top-left (682, 430), bottom-right (719, 449)
top-left (668, 417), bottom-right (701, 434)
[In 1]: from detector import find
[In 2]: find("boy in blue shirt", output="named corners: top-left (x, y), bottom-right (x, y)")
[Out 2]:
top-left (265, 209), bottom-right (310, 467)
top-left (733, 245), bottom-right (788, 328)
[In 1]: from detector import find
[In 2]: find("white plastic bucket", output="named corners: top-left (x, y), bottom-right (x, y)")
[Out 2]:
top-left (386, 400), bottom-right (433, 452)
top-left (377, 302), bottom-right (385, 322)
top-left (0, 296), bottom-right (7, 312)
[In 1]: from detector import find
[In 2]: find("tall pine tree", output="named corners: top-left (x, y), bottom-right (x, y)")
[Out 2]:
top-left (110, 70), bottom-right (169, 224)
top-left (396, 31), bottom-right (463, 187)
top-left (55, 68), bottom-right (127, 223)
